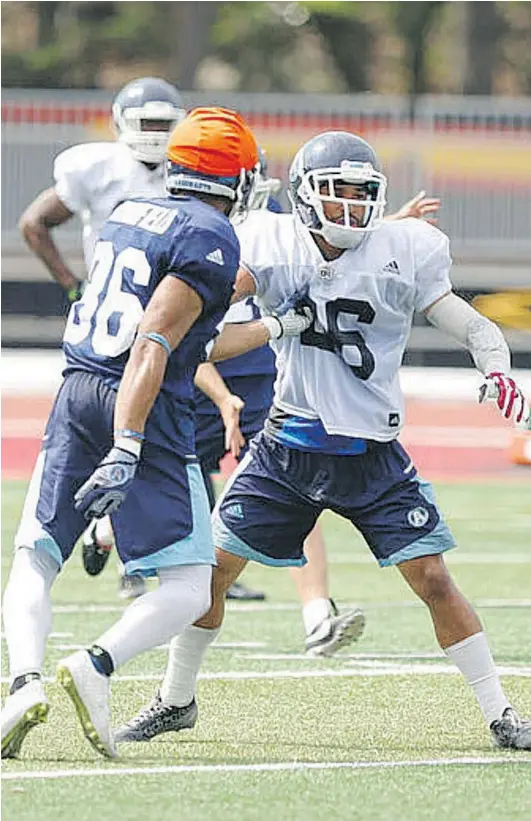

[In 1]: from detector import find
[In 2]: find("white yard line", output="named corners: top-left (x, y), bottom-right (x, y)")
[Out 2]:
top-left (3, 756), bottom-right (530, 782)
top-left (2, 664), bottom-right (530, 685)
top-left (48, 598), bottom-right (531, 616)
top-left (51, 641), bottom-right (266, 652)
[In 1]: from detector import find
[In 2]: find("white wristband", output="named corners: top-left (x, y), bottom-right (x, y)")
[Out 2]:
top-left (114, 437), bottom-right (142, 458)
top-left (261, 315), bottom-right (283, 340)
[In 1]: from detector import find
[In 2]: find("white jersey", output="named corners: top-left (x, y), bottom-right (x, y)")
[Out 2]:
top-left (235, 212), bottom-right (452, 441)
top-left (54, 142), bottom-right (166, 268)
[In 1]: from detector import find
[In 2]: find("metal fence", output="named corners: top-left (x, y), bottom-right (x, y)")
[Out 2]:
top-left (3, 89), bottom-right (531, 255)
top-left (2, 90), bottom-right (530, 362)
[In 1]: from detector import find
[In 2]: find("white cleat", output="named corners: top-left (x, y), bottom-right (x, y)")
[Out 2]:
top-left (1, 679), bottom-right (49, 759)
top-left (306, 602), bottom-right (366, 657)
top-left (56, 650), bottom-right (117, 759)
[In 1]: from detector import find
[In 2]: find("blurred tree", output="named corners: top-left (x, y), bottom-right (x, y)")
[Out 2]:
top-left (387, 1), bottom-right (446, 116)
top-left (168, 2), bottom-right (219, 88)
top-left (463, 1), bottom-right (506, 94)
top-left (34, 1), bottom-right (60, 47)
top-left (211, 3), bottom-right (308, 91)
top-left (305, 2), bottom-right (374, 91)
top-left (2, 0), bottom-right (531, 95)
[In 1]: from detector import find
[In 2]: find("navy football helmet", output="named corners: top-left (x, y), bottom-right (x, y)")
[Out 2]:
top-left (112, 77), bottom-right (186, 164)
top-left (288, 131), bottom-right (387, 249)
top-left (249, 148), bottom-right (282, 211)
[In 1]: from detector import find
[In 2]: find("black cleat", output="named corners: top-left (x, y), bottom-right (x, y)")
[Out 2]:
top-left (225, 581), bottom-right (266, 601)
top-left (490, 707), bottom-right (531, 750)
top-left (114, 692), bottom-right (198, 742)
top-left (82, 520), bottom-right (113, 577)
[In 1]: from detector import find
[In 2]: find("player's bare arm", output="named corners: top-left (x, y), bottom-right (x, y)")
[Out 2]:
top-left (114, 275), bottom-right (203, 437)
top-left (230, 265), bottom-right (257, 303)
top-left (194, 362), bottom-right (245, 457)
top-left (19, 187), bottom-right (82, 297)
top-left (209, 320), bottom-right (270, 362)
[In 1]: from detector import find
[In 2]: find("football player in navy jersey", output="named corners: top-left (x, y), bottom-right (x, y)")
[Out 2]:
top-left (1, 107), bottom-right (312, 760)
top-left (19, 76), bottom-right (269, 603)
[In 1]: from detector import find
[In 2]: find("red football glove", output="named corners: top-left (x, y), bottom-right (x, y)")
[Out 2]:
top-left (478, 372), bottom-right (530, 426)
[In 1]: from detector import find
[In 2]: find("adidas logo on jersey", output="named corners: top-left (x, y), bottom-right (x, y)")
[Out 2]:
top-left (382, 259), bottom-right (400, 275)
top-left (206, 248), bottom-right (225, 266)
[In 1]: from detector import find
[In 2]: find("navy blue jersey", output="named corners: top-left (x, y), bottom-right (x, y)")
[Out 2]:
top-left (63, 195), bottom-right (240, 455)
top-left (216, 297), bottom-right (277, 379)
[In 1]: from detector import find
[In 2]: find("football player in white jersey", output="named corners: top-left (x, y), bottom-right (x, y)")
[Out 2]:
top-left (19, 77), bottom-right (185, 302)
top-left (116, 131), bottom-right (531, 750)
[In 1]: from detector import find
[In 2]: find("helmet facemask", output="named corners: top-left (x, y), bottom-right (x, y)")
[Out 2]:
top-left (296, 160), bottom-right (387, 249)
top-left (248, 175), bottom-right (282, 211)
top-left (113, 100), bottom-right (186, 164)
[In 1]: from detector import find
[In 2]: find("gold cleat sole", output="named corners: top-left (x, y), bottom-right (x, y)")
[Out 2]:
top-left (57, 666), bottom-right (116, 759)
top-left (1, 702), bottom-right (49, 759)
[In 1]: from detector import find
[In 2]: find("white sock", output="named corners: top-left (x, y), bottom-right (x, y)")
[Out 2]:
top-left (95, 564), bottom-right (212, 669)
top-left (444, 631), bottom-right (510, 725)
top-left (160, 625), bottom-right (219, 707)
top-left (302, 598), bottom-right (332, 637)
top-left (95, 516), bottom-right (115, 547)
top-left (2, 547), bottom-right (59, 682)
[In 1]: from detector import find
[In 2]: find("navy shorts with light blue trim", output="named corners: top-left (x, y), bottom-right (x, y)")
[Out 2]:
top-left (16, 370), bottom-right (214, 575)
top-left (213, 431), bottom-right (455, 567)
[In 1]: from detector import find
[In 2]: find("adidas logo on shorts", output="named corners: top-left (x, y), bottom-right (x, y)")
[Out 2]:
top-left (206, 248), bottom-right (225, 266)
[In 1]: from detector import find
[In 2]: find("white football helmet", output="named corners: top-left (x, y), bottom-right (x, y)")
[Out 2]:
top-left (112, 77), bottom-right (186, 164)
top-left (289, 131), bottom-right (387, 249)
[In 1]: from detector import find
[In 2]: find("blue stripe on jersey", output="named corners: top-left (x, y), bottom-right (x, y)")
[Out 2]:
top-left (267, 415), bottom-right (368, 455)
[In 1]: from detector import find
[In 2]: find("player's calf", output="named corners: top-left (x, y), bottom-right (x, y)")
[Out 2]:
top-left (195, 549), bottom-right (248, 630)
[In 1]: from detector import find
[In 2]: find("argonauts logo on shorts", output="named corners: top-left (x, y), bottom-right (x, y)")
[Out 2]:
top-left (407, 507), bottom-right (429, 528)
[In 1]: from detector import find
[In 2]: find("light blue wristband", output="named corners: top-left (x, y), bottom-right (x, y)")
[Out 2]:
top-left (114, 428), bottom-right (145, 442)
top-left (138, 332), bottom-right (172, 357)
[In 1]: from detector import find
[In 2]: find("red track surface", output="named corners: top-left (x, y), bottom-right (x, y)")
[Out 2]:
top-left (2, 395), bottom-right (530, 483)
